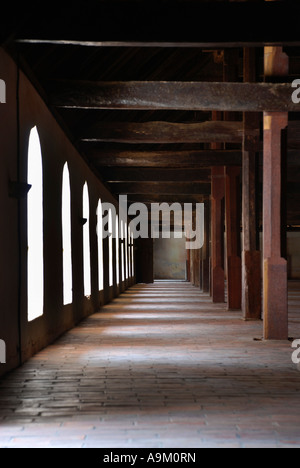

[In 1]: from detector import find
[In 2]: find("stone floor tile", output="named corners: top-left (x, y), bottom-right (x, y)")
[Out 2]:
top-left (0, 281), bottom-right (300, 448)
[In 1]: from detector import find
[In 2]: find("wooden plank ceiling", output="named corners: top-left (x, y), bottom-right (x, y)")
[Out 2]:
top-left (3, 0), bottom-right (300, 225)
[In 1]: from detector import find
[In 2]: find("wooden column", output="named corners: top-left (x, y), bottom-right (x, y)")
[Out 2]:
top-left (211, 167), bottom-right (225, 303)
top-left (199, 247), bottom-right (203, 291)
top-left (186, 245), bottom-right (191, 283)
top-left (263, 46), bottom-right (288, 340)
top-left (242, 48), bottom-right (262, 320)
top-left (225, 167), bottom-right (242, 309)
top-left (192, 212), bottom-right (199, 288)
top-left (210, 111), bottom-right (224, 300)
top-left (202, 199), bottom-right (210, 293)
top-left (190, 249), bottom-right (194, 285)
top-left (195, 248), bottom-right (200, 288)
top-left (223, 49), bottom-right (242, 310)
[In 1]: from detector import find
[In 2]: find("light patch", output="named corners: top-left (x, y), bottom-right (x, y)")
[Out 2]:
top-left (264, 115), bottom-right (272, 131)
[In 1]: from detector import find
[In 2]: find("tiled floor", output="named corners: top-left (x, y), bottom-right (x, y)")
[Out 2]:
top-left (0, 281), bottom-right (300, 448)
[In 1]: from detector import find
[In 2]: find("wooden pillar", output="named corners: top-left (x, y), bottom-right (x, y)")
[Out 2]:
top-left (263, 46), bottom-right (288, 340)
top-left (190, 249), bottom-right (194, 285)
top-left (186, 245), bottom-right (191, 282)
top-left (195, 248), bottom-right (200, 288)
top-left (242, 48), bottom-right (262, 320)
top-left (223, 49), bottom-right (242, 309)
top-left (211, 167), bottom-right (225, 303)
top-left (199, 247), bottom-right (203, 291)
top-left (202, 199), bottom-right (210, 293)
top-left (225, 166), bottom-right (242, 310)
top-left (210, 111), bottom-right (224, 300)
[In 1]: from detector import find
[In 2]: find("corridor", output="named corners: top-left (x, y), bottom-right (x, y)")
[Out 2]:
top-left (0, 282), bottom-right (300, 448)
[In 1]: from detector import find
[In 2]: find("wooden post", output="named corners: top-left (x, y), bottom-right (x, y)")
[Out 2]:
top-left (190, 249), bottom-right (195, 285)
top-left (195, 248), bottom-right (200, 288)
top-left (242, 48), bottom-right (262, 320)
top-left (211, 167), bottom-right (225, 303)
top-left (263, 46), bottom-right (288, 340)
top-left (186, 245), bottom-right (191, 282)
top-left (202, 199), bottom-right (210, 293)
top-left (225, 166), bottom-right (242, 310)
top-left (223, 50), bottom-right (242, 310)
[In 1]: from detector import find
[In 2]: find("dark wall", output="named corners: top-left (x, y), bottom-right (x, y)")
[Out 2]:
top-left (0, 48), bottom-right (135, 377)
top-left (135, 238), bottom-right (154, 284)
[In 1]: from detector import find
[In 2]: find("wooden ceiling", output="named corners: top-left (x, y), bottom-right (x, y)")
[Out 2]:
top-left (3, 0), bottom-right (300, 225)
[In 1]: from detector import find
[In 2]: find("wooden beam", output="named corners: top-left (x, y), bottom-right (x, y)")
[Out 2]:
top-left (109, 182), bottom-right (211, 196)
top-left (50, 81), bottom-right (299, 112)
top-left (126, 195), bottom-right (205, 204)
top-left (100, 168), bottom-right (211, 183)
top-left (87, 148), bottom-right (300, 169)
top-left (81, 121), bottom-right (244, 144)
top-left (88, 149), bottom-right (242, 167)
top-left (14, 2), bottom-right (300, 47)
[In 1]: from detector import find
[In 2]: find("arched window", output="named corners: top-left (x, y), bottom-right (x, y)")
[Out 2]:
top-left (131, 231), bottom-right (134, 277)
top-left (125, 222), bottom-right (129, 279)
top-left (128, 226), bottom-right (132, 278)
top-left (108, 208), bottom-right (114, 287)
top-left (116, 215), bottom-right (120, 286)
top-left (129, 228), bottom-right (134, 278)
top-left (97, 199), bottom-right (104, 291)
top-left (121, 220), bottom-right (125, 282)
top-left (83, 182), bottom-right (91, 297)
top-left (27, 126), bottom-right (44, 321)
top-left (62, 163), bottom-right (72, 305)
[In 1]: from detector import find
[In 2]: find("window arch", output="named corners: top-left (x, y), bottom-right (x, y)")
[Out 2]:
top-left (108, 208), bottom-right (114, 287)
top-left (129, 228), bottom-right (134, 278)
top-left (125, 222), bottom-right (129, 279)
top-left (120, 220), bottom-right (125, 282)
top-left (62, 163), bottom-right (72, 305)
top-left (116, 215), bottom-right (120, 286)
top-left (131, 231), bottom-right (134, 277)
top-left (97, 199), bottom-right (104, 291)
top-left (83, 182), bottom-right (91, 297)
top-left (27, 126), bottom-right (44, 321)
top-left (128, 226), bottom-right (131, 278)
